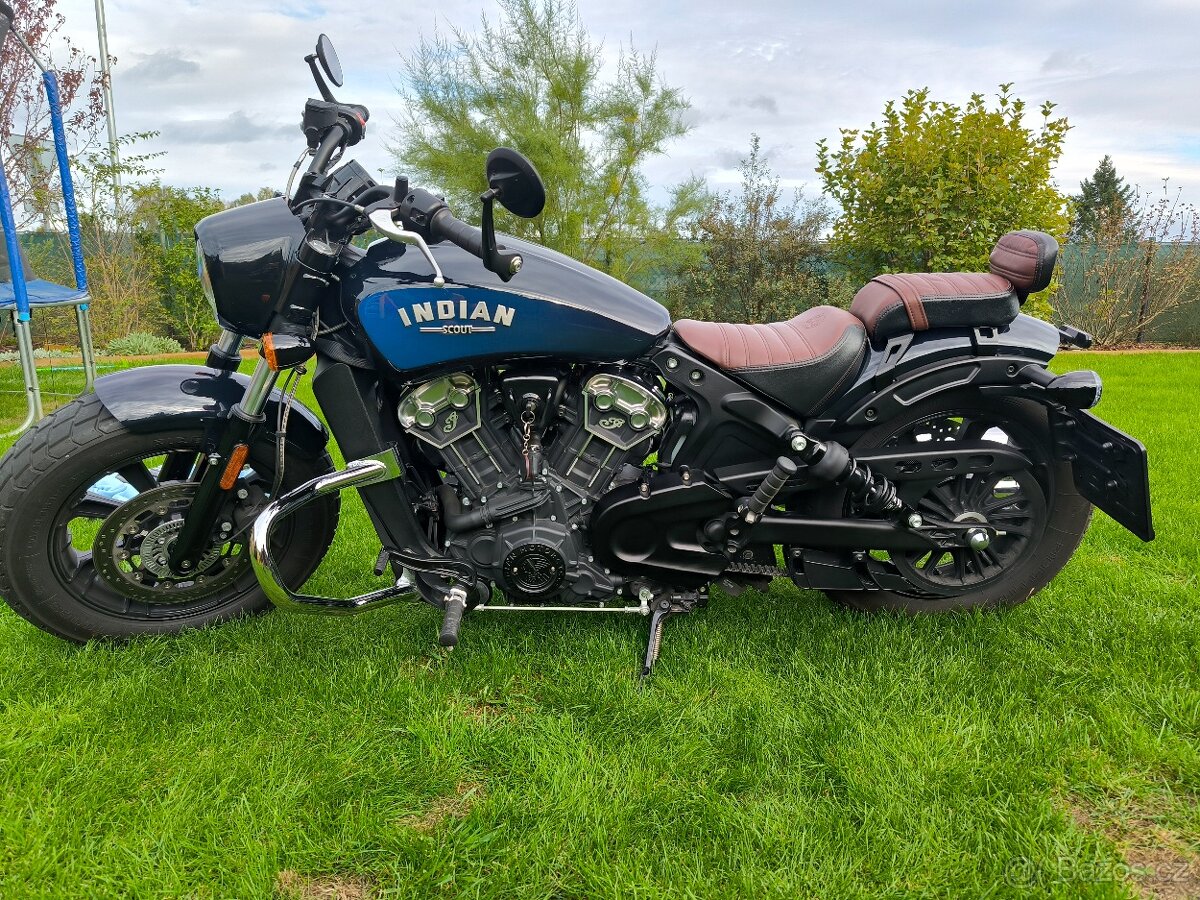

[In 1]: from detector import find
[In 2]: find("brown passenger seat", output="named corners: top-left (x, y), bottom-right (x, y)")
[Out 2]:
top-left (672, 305), bottom-right (868, 415)
top-left (849, 230), bottom-right (1058, 345)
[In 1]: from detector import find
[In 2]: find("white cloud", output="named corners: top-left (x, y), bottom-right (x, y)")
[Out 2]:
top-left (49, 0), bottom-right (1200, 208)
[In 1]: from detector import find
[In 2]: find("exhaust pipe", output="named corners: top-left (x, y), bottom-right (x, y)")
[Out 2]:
top-left (249, 449), bottom-right (420, 615)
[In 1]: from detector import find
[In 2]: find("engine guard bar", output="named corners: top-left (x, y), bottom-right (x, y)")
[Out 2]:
top-left (249, 449), bottom-right (421, 615)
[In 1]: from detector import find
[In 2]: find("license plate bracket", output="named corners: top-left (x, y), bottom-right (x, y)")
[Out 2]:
top-left (1052, 409), bottom-right (1154, 541)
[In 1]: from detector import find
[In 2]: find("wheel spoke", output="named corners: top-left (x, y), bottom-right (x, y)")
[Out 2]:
top-left (982, 492), bottom-right (1025, 515)
top-left (989, 517), bottom-right (1034, 537)
top-left (929, 483), bottom-right (960, 516)
top-left (117, 462), bottom-right (158, 494)
top-left (71, 497), bottom-right (122, 519)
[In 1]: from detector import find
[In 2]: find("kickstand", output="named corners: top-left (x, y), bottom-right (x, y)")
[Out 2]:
top-left (639, 589), bottom-right (706, 680)
top-left (640, 599), bottom-right (675, 680)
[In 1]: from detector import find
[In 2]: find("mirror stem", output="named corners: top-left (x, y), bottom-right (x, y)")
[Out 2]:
top-left (479, 189), bottom-right (522, 282)
top-left (304, 54), bottom-right (336, 102)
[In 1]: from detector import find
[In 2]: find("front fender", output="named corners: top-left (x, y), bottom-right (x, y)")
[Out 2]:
top-left (93, 364), bottom-right (329, 459)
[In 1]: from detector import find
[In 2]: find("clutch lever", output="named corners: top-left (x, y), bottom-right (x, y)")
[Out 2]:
top-left (367, 208), bottom-right (445, 287)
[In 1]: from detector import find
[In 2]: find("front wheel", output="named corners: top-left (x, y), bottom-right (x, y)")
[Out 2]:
top-left (814, 392), bottom-right (1092, 613)
top-left (0, 393), bottom-right (340, 642)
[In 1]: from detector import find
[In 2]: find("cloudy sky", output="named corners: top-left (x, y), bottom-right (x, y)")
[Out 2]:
top-left (50, 0), bottom-right (1200, 210)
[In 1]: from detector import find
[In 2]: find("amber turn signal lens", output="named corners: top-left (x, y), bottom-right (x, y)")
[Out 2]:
top-left (261, 334), bottom-right (279, 371)
top-left (219, 443), bottom-right (250, 490)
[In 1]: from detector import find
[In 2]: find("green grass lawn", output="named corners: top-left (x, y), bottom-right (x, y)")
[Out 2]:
top-left (0, 352), bottom-right (1196, 898)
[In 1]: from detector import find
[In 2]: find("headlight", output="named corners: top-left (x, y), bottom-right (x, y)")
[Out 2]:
top-left (197, 240), bottom-right (217, 316)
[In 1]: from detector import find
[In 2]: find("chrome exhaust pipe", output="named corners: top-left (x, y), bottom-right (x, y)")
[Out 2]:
top-left (250, 449), bottom-right (420, 615)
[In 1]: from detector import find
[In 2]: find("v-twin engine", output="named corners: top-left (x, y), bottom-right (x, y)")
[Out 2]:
top-left (398, 369), bottom-right (668, 604)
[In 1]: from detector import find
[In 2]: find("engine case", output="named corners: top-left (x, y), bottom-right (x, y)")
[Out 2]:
top-left (398, 369), bottom-right (668, 604)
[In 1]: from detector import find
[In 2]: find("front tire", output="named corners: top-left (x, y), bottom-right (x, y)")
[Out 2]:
top-left (0, 393), bottom-right (339, 642)
top-left (816, 392), bottom-right (1092, 613)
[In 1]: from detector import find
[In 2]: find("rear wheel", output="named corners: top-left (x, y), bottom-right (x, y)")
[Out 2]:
top-left (815, 392), bottom-right (1092, 613)
top-left (0, 393), bottom-right (339, 641)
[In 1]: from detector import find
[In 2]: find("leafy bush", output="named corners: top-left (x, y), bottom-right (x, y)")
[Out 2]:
top-left (816, 85), bottom-right (1071, 315)
top-left (102, 332), bottom-right (184, 356)
top-left (666, 135), bottom-right (838, 323)
top-left (0, 348), bottom-right (78, 362)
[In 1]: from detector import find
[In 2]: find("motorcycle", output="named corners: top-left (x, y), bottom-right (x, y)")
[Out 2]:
top-left (0, 35), bottom-right (1154, 676)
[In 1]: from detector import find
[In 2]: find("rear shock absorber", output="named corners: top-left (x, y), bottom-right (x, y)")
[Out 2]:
top-left (787, 431), bottom-right (911, 521)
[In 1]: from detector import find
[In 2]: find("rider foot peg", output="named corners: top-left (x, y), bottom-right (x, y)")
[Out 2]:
top-left (743, 456), bottom-right (798, 523)
top-left (438, 586), bottom-right (469, 648)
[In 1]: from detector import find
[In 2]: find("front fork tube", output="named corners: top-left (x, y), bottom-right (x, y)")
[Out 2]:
top-left (166, 356), bottom-right (280, 572)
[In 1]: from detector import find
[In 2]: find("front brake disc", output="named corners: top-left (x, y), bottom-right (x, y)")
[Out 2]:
top-left (93, 483), bottom-right (249, 604)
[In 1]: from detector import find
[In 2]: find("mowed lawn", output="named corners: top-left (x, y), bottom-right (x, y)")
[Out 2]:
top-left (0, 351), bottom-right (1196, 899)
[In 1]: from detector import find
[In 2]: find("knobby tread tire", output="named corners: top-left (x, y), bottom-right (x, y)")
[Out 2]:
top-left (0, 393), bottom-right (339, 642)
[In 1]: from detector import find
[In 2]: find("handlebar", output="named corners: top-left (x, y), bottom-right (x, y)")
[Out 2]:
top-left (307, 124), bottom-right (348, 175)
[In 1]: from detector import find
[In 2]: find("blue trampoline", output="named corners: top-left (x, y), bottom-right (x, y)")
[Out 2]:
top-left (0, 6), bottom-right (96, 437)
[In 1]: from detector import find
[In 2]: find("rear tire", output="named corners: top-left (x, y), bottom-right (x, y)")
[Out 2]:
top-left (817, 392), bottom-right (1092, 613)
top-left (0, 393), bottom-right (339, 642)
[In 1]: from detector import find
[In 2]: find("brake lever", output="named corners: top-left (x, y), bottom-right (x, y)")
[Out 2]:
top-left (367, 208), bottom-right (445, 287)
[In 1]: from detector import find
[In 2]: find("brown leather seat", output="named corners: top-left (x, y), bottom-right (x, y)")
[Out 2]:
top-left (849, 230), bottom-right (1058, 345)
top-left (673, 305), bottom-right (867, 415)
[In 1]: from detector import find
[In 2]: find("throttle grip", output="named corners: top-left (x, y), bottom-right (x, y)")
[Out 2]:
top-left (430, 208), bottom-right (484, 257)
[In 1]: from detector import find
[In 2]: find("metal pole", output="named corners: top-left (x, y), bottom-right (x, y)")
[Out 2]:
top-left (92, 0), bottom-right (120, 189)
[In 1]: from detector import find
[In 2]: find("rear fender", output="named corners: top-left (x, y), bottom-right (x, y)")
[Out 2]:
top-left (812, 314), bottom-right (1061, 435)
top-left (93, 364), bottom-right (329, 459)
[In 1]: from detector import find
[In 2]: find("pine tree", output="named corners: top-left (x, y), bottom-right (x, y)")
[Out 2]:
top-left (1071, 155), bottom-right (1136, 241)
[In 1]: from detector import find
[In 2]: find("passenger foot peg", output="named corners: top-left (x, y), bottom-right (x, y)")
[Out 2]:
top-left (439, 586), bottom-right (469, 648)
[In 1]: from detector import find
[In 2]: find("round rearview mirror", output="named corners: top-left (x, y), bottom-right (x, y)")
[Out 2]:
top-left (486, 148), bottom-right (546, 219)
top-left (315, 34), bottom-right (343, 87)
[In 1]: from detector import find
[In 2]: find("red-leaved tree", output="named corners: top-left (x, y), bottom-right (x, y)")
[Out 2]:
top-left (0, 0), bottom-right (105, 228)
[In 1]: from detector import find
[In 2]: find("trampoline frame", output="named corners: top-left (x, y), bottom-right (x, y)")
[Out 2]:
top-left (0, 28), bottom-right (95, 438)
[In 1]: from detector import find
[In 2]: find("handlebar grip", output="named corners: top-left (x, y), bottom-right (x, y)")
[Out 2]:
top-left (430, 208), bottom-right (484, 257)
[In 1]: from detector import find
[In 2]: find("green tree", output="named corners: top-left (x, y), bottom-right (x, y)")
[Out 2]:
top-left (228, 187), bottom-right (279, 208)
top-left (1070, 155), bottom-right (1136, 241)
top-left (667, 135), bottom-right (842, 323)
top-left (816, 85), bottom-right (1071, 302)
top-left (392, 0), bottom-right (704, 292)
top-left (132, 185), bottom-right (224, 350)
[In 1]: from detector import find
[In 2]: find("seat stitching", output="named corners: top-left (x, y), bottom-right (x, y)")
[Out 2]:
top-left (733, 324), bottom-right (866, 371)
top-left (864, 299), bottom-right (907, 336)
top-left (793, 317), bottom-right (816, 358)
top-left (755, 324), bottom-right (774, 366)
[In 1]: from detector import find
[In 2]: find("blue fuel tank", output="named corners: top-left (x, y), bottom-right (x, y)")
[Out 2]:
top-left (344, 235), bottom-right (671, 373)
